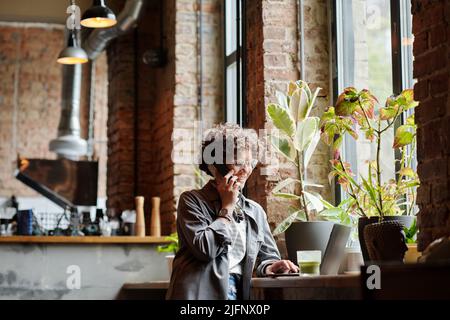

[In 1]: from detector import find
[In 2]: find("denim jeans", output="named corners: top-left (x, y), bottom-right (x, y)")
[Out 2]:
top-left (227, 273), bottom-right (242, 300)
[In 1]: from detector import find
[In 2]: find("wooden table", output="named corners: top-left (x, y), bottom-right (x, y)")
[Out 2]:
top-left (251, 274), bottom-right (362, 300)
top-left (119, 274), bottom-right (362, 300)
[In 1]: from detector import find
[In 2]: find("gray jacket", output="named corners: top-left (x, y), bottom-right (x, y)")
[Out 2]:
top-left (166, 181), bottom-right (281, 300)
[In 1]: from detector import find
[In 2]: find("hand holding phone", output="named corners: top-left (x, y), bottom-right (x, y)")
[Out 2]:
top-left (214, 163), bottom-right (231, 179)
top-left (212, 164), bottom-right (240, 209)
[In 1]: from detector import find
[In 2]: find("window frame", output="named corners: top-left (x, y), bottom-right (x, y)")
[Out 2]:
top-left (330, 0), bottom-right (415, 205)
top-left (223, 0), bottom-right (247, 126)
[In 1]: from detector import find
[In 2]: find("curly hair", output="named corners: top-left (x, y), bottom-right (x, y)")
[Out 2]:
top-left (199, 123), bottom-right (259, 176)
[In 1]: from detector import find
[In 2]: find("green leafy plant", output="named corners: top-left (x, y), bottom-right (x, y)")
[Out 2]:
top-left (194, 166), bottom-right (208, 189)
top-left (267, 80), bottom-right (335, 236)
top-left (320, 88), bottom-right (420, 219)
top-left (157, 232), bottom-right (179, 255)
top-left (403, 218), bottom-right (417, 244)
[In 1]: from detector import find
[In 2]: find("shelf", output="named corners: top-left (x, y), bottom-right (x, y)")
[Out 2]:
top-left (0, 236), bottom-right (170, 244)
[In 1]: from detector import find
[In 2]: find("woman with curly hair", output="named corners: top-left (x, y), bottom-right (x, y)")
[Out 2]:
top-left (166, 123), bottom-right (297, 300)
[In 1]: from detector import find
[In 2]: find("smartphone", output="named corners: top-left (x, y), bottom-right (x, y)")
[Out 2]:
top-left (214, 164), bottom-right (243, 193)
top-left (214, 163), bottom-right (230, 178)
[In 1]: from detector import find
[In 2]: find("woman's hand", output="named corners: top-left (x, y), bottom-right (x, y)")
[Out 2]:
top-left (215, 170), bottom-right (240, 210)
top-left (265, 260), bottom-right (299, 275)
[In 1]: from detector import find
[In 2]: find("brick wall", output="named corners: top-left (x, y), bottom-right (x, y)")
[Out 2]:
top-left (412, 0), bottom-right (450, 251)
top-left (106, 31), bottom-right (136, 214)
top-left (173, 0), bottom-right (224, 228)
top-left (0, 22), bottom-right (107, 199)
top-left (245, 0), bottom-right (332, 252)
top-left (106, 0), bottom-right (223, 234)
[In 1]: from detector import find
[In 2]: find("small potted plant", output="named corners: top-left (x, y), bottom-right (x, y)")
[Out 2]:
top-left (157, 232), bottom-right (179, 275)
top-left (266, 80), bottom-right (351, 273)
top-left (319, 87), bottom-right (420, 262)
top-left (403, 218), bottom-right (421, 263)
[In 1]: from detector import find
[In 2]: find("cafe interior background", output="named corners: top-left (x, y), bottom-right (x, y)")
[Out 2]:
top-left (0, 0), bottom-right (449, 300)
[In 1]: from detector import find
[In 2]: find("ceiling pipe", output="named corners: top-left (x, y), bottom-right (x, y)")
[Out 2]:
top-left (50, 29), bottom-right (87, 160)
top-left (50, 0), bottom-right (145, 159)
top-left (82, 0), bottom-right (144, 60)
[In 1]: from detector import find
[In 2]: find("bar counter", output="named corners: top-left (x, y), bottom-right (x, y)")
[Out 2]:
top-left (0, 236), bottom-right (169, 244)
top-left (0, 235), bottom-right (171, 299)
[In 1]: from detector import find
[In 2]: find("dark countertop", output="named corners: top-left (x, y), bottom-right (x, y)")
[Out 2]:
top-left (119, 274), bottom-right (362, 300)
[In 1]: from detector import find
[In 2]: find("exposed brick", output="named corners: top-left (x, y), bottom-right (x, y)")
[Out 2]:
top-left (413, 78), bottom-right (429, 101)
top-left (430, 72), bottom-right (449, 96)
top-left (265, 54), bottom-right (288, 68)
top-left (413, 31), bottom-right (428, 56)
top-left (432, 180), bottom-right (450, 204)
top-left (415, 95), bottom-right (447, 125)
top-left (413, 47), bottom-right (447, 78)
top-left (413, 0), bottom-right (450, 251)
top-left (0, 23), bottom-right (107, 198)
top-left (430, 24), bottom-right (447, 47)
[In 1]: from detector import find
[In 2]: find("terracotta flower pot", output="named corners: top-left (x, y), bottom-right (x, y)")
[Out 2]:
top-left (404, 244), bottom-right (421, 264)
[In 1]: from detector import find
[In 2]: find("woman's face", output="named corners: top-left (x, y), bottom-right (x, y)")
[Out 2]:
top-left (227, 149), bottom-right (256, 187)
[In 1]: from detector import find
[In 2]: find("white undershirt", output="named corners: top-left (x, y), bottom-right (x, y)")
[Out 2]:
top-left (228, 213), bottom-right (247, 275)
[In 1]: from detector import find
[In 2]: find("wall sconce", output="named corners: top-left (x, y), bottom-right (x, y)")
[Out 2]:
top-left (57, 30), bottom-right (88, 64)
top-left (81, 0), bottom-right (117, 28)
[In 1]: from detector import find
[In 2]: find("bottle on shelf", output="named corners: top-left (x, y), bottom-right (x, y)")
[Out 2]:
top-left (135, 196), bottom-right (146, 237)
top-left (150, 197), bottom-right (161, 237)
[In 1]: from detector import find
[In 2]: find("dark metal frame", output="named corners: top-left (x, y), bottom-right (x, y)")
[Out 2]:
top-left (330, 0), bottom-right (413, 206)
top-left (223, 0), bottom-right (247, 126)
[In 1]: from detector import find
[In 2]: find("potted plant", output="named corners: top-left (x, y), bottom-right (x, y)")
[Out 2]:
top-left (267, 80), bottom-right (351, 274)
top-left (157, 232), bottom-right (179, 275)
top-left (319, 87), bottom-right (420, 262)
top-left (403, 217), bottom-right (421, 263)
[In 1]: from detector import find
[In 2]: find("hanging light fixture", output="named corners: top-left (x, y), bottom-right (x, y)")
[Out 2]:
top-left (57, 29), bottom-right (88, 64)
top-left (80, 0), bottom-right (117, 28)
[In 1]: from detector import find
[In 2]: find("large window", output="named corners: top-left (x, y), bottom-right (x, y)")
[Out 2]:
top-left (224, 0), bottom-right (246, 125)
top-left (331, 0), bottom-right (414, 201)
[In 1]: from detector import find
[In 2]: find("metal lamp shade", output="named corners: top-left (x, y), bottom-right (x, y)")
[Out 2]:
top-left (57, 46), bottom-right (88, 64)
top-left (81, 0), bottom-right (117, 28)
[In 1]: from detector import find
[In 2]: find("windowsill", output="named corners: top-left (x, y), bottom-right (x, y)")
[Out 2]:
top-left (0, 236), bottom-right (170, 244)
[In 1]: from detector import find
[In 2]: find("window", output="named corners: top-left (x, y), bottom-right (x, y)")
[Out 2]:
top-left (331, 0), bottom-right (415, 202)
top-left (224, 0), bottom-right (246, 125)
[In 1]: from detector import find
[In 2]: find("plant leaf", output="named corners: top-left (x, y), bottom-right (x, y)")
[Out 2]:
top-left (335, 87), bottom-right (359, 116)
top-left (304, 130), bottom-right (321, 167)
top-left (294, 117), bottom-right (320, 151)
top-left (267, 103), bottom-right (296, 137)
top-left (272, 211), bottom-right (302, 236)
top-left (303, 191), bottom-right (324, 212)
top-left (393, 125), bottom-right (415, 149)
top-left (360, 175), bottom-right (379, 212)
top-left (399, 167), bottom-right (415, 178)
top-left (271, 135), bottom-right (297, 162)
top-left (406, 114), bottom-right (415, 126)
top-left (290, 88), bottom-right (309, 121)
top-left (303, 87), bottom-right (321, 119)
top-left (273, 192), bottom-right (300, 199)
top-left (273, 177), bottom-right (300, 194)
top-left (400, 89), bottom-right (419, 110)
top-left (380, 105), bottom-right (400, 120)
top-left (304, 182), bottom-right (324, 188)
top-left (276, 91), bottom-right (289, 110)
top-left (288, 81), bottom-right (298, 96)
